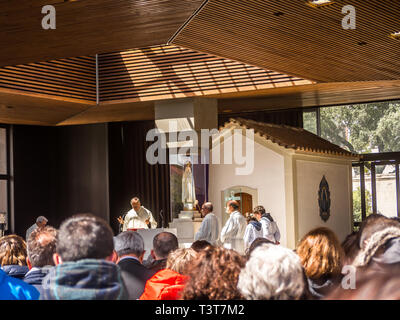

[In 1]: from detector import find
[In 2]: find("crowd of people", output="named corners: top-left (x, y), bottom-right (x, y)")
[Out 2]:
top-left (0, 201), bottom-right (399, 300)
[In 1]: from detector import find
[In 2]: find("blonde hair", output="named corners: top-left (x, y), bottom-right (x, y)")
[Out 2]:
top-left (0, 235), bottom-right (28, 266)
top-left (296, 227), bottom-right (344, 280)
top-left (166, 248), bottom-right (198, 275)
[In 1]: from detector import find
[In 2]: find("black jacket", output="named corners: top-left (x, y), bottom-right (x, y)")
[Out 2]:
top-left (118, 257), bottom-right (154, 300)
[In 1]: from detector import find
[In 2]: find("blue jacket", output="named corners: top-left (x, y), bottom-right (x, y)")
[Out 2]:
top-left (0, 269), bottom-right (39, 300)
top-left (41, 259), bottom-right (128, 300)
top-left (23, 266), bottom-right (53, 297)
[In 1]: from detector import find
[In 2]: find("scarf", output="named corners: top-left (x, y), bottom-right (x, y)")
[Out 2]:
top-left (250, 221), bottom-right (262, 231)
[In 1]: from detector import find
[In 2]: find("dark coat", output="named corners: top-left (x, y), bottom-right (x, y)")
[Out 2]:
top-left (23, 266), bottom-right (53, 296)
top-left (2, 265), bottom-right (29, 280)
top-left (146, 258), bottom-right (167, 274)
top-left (118, 257), bottom-right (154, 300)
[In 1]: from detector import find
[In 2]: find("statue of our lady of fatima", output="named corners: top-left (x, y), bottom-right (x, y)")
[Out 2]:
top-left (182, 161), bottom-right (196, 210)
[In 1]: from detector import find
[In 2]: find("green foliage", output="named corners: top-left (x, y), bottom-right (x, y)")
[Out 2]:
top-left (304, 101), bottom-right (400, 153)
top-left (352, 187), bottom-right (372, 223)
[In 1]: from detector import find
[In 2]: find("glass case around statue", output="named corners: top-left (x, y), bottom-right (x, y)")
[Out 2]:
top-left (169, 153), bottom-right (208, 221)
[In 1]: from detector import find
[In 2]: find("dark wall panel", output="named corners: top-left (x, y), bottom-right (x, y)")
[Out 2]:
top-left (13, 123), bottom-right (108, 237)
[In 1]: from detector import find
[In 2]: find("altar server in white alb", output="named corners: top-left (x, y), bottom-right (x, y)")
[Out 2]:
top-left (220, 200), bottom-right (247, 254)
top-left (243, 214), bottom-right (263, 251)
top-left (121, 197), bottom-right (157, 231)
top-left (253, 205), bottom-right (280, 244)
top-left (194, 202), bottom-right (219, 245)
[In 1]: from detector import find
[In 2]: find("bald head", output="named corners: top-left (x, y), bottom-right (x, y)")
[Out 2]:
top-left (201, 202), bottom-right (213, 217)
top-left (153, 232), bottom-right (179, 260)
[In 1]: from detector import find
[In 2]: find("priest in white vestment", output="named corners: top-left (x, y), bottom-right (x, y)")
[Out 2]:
top-left (220, 200), bottom-right (247, 254)
top-left (194, 202), bottom-right (219, 245)
top-left (121, 197), bottom-right (157, 231)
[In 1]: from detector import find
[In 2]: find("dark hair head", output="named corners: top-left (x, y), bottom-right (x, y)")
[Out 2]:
top-left (253, 206), bottom-right (266, 215)
top-left (191, 240), bottom-right (213, 252)
top-left (227, 200), bottom-right (239, 211)
top-left (153, 232), bottom-right (178, 259)
top-left (27, 226), bottom-right (57, 267)
top-left (56, 214), bottom-right (114, 262)
top-left (341, 231), bottom-right (359, 265)
top-left (325, 266), bottom-right (400, 300)
top-left (246, 237), bottom-right (275, 259)
top-left (181, 247), bottom-right (245, 300)
top-left (114, 231), bottom-right (144, 257)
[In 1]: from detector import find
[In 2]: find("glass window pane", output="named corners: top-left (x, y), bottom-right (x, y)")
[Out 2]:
top-left (0, 180), bottom-right (7, 230)
top-left (352, 166), bottom-right (373, 225)
top-left (320, 101), bottom-right (400, 153)
top-left (303, 111), bottom-right (317, 135)
top-left (0, 129), bottom-right (6, 174)
top-left (375, 164), bottom-right (397, 218)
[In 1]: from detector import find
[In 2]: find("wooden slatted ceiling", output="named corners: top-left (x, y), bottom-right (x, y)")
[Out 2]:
top-left (0, 0), bottom-right (205, 67)
top-left (173, 0), bottom-right (400, 82)
top-left (0, 56), bottom-right (96, 101)
top-left (98, 45), bottom-right (312, 102)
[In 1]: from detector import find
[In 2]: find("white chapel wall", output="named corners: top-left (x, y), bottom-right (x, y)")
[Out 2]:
top-left (209, 134), bottom-right (288, 246)
top-left (295, 159), bottom-right (352, 244)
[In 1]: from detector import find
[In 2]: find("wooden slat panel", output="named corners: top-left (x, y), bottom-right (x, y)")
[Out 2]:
top-left (0, 56), bottom-right (96, 101)
top-left (98, 45), bottom-right (312, 102)
top-left (173, 0), bottom-right (400, 82)
top-left (0, 0), bottom-right (205, 67)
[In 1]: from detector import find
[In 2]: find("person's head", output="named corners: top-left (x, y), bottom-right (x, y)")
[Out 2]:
top-left (341, 231), bottom-right (360, 265)
top-left (114, 231), bottom-right (145, 263)
top-left (245, 237), bottom-right (275, 259)
top-left (296, 227), bottom-right (344, 280)
top-left (130, 197), bottom-right (141, 211)
top-left (166, 248), bottom-right (198, 275)
top-left (0, 235), bottom-right (27, 266)
top-left (238, 244), bottom-right (305, 300)
top-left (190, 240), bottom-right (213, 253)
top-left (54, 213), bottom-right (114, 265)
top-left (253, 206), bottom-right (265, 221)
top-left (36, 216), bottom-right (48, 228)
top-left (226, 200), bottom-right (239, 214)
top-left (201, 202), bottom-right (213, 217)
top-left (325, 267), bottom-right (400, 300)
top-left (26, 226), bottom-right (57, 269)
top-left (246, 215), bottom-right (258, 224)
top-left (353, 215), bottom-right (400, 268)
top-left (181, 247), bottom-right (245, 300)
top-left (151, 232), bottom-right (179, 260)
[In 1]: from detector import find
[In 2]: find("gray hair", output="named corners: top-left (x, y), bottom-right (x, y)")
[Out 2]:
top-left (114, 231), bottom-right (144, 257)
top-left (237, 244), bottom-right (305, 300)
top-left (36, 216), bottom-right (48, 223)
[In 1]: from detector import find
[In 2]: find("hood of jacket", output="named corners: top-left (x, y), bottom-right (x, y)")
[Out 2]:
top-left (307, 277), bottom-right (335, 299)
top-left (261, 213), bottom-right (274, 222)
top-left (41, 259), bottom-right (127, 300)
top-left (23, 266), bottom-right (53, 286)
top-left (140, 269), bottom-right (189, 300)
top-left (250, 221), bottom-right (262, 231)
top-left (353, 226), bottom-right (400, 268)
top-left (1, 265), bottom-right (29, 279)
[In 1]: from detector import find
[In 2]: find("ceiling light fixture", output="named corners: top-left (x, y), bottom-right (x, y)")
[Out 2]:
top-left (306, 0), bottom-right (335, 8)
top-left (390, 31), bottom-right (400, 40)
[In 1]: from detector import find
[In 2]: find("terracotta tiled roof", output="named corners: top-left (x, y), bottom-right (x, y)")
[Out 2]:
top-left (223, 118), bottom-right (359, 159)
